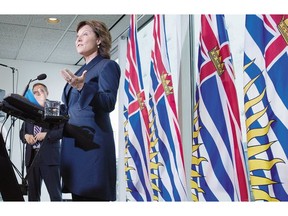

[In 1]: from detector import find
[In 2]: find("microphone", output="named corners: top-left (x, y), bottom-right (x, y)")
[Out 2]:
top-left (22, 73), bottom-right (47, 96)
top-left (31, 73), bottom-right (47, 82)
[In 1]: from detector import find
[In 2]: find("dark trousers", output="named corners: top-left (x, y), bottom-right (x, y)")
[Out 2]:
top-left (26, 151), bottom-right (62, 201)
top-left (71, 193), bottom-right (108, 201)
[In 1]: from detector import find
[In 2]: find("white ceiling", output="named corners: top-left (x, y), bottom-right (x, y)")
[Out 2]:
top-left (0, 14), bottom-right (125, 66)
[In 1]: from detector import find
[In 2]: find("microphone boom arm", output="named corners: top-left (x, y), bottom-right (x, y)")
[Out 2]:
top-left (21, 73), bottom-right (47, 96)
top-left (22, 79), bottom-right (32, 97)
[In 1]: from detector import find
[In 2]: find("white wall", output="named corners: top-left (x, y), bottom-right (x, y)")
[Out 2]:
top-left (0, 59), bottom-right (81, 101)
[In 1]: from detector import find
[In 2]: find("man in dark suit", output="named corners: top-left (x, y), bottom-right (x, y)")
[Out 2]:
top-left (20, 83), bottom-right (62, 201)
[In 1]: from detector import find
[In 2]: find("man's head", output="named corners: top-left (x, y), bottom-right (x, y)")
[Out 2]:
top-left (32, 83), bottom-right (48, 107)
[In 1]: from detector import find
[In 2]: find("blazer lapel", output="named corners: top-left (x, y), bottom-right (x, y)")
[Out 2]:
top-left (62, 55), bottom-right (104, 106)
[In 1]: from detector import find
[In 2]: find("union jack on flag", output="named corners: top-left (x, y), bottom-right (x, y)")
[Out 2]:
top-left (124, 14), bottom-right (153, 201)
top-left (148, 15), bottom-right (188, 201)
top-left (243, 15), bottom-right (288, 201)
top-left (191, 14), bottom-right (249, 201)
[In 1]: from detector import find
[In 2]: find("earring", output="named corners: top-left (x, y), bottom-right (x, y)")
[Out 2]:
top-left (97, 44), bottom-right (100, 49)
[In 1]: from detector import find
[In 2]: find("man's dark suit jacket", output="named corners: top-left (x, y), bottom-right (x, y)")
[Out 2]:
top-left (20, 122), bottom-right (63, 167)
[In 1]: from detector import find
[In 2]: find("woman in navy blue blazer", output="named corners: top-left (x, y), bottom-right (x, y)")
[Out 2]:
top-left (60, 20), bottom-right (121, 201)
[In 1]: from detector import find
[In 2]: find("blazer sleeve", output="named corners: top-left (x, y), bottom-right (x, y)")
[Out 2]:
top-left (44, 123), bottom-right (64, 143)
top-left (19, 122), bottom-right (26, 143)
top-left (78, 60), bottom-right (121, 112)
top-left (19, 122), bottom-right (32, 143)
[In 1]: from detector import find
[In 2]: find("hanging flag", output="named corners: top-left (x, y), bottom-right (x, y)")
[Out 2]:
top-left (243, 14), bottom-right (288, 201)
top-left (148, 14), bottom-right (188, 201)
top-left (123, 14), bottom-right (153, 201)
top-left (24, 89), bottom-right (40, 106)
top-left (191, 14), bottom-right (249, 201)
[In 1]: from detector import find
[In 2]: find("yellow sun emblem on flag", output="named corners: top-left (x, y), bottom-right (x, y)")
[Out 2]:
top-left (244, 60), bottom-right (284, 202)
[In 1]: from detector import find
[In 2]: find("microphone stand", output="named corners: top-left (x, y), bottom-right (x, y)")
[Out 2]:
top-left (12, 67), bottom-right (15, 94)
top-left (19, 121), bottom-right (28, 195)
top-left (3, 65), bottom-right (27, 196)
top-left (18, 77), bottom-right (33, 195)
top-left (22, 79), bottom-right (32, 97)
top-left (22, 74), bottom-right (46, 96)
top-left (7, 67), bottom-right (18, 158)
top-left (18, 74), bottom-right (46, 196)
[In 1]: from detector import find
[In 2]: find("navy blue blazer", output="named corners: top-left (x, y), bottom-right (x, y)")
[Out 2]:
top-left (61, 55), bottom-right (120, 201)
top-left (20, 122), bottom-right (62, 167)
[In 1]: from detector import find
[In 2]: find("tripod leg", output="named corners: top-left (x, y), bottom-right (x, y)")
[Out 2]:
top-left (0, 133), bottom-right (24, 201)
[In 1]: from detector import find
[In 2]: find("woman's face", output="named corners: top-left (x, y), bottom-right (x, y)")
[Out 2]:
top-left (75, 24), bottom-right (100, 57)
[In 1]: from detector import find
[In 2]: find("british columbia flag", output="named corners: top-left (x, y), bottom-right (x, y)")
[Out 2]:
top-left (243, 15), bottom-right (288, 201)
top-left (124, 14), bottom-right (153, 201)
top-left (191, 14), bottom-right (249, 201)
top-left (148, 15), bottom-right (188, 201)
